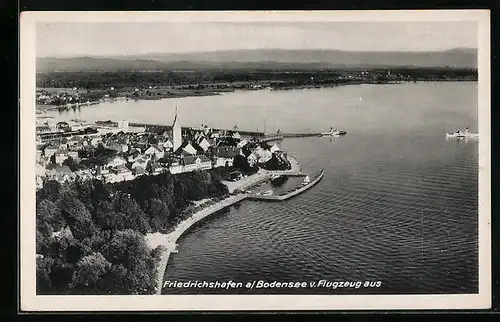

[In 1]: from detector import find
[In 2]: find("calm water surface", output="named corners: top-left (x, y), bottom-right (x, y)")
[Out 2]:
top-left (49, 82), bottom-right (479, 294)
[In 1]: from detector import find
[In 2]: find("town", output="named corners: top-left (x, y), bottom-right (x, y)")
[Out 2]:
top-left (35, 111), bottom-right (291, 189)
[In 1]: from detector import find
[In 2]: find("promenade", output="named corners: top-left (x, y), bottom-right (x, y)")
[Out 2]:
top-left (152, 193), bottom-right (248, 294)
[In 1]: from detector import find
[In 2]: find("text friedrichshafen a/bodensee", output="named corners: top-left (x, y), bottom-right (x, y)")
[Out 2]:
top-left (162, 280), bottom-right (382, 290)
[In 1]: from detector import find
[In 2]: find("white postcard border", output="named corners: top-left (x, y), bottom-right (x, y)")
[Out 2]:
top-left (20, 10), bottom-right (491, 311)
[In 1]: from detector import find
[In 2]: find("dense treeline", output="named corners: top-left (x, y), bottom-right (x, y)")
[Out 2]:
top-left (36, 171), bottom-right (228, 295)
top-left (36, 68), bottom-right (477, 90)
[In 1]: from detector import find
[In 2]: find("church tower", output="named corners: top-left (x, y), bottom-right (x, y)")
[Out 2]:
top-left (172, 99), bottom-right (182, 152)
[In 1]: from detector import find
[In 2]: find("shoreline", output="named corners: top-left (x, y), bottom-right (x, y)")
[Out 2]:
top-left (36, 79), bottom-right (477, 110)
top-left (148, 156), bottom-right (304, 295)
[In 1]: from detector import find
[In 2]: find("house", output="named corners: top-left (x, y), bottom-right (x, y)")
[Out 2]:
top-left (214, 146), bottom-right (240, 158)
top-left (162, 139), bottom-right (173, 151)
top-left (236, 139), bottom-right (248, 148)
top-left (270, 143), bottom-right (281, 153)
top-left (75, 169), bottom-right (93, 181)
top-left (144, 145), bottom-right (165, 160)
top-left (150, 163), bottom-right (165, 175)
top-left (106, 156), bottom-right (127, 168)
top-left (131, 157), bottom-right (149, 172)
top-left (106, 142), bottom-right (129, 153)
top-left (247, 152), bottom-right (259, 166)
top-left (232, 132), bottom-right (241, 140)
top-left (36, 175), bottom-right (44, 190)
top-left (174, 140), bottom-right (198, 156)
top-left (113, 165), bottom-right (135, 181)
top-left (43, 144), bottom-right (59, 158)
top-left (54, 149), bottom-right (69, 165)
top-left (197, 137), bottom-right (211, 152)
top-left (214, 157), bottom-right (233, 168)
top-left (36, 150), bottom-right (43, 163)
top-left (45, 165), bottom-right (75, 182)
top-left (36, 125), bottom-right (52, 134)
top-left (182, 155), bottom-right (212, 172)
top-left (132, 164), bottom-right (146, 176)
top-left (66, 136), bottom-right (84, 150)
top-left (68, 150), bottom-right (79, 161)
top-left (127, 148), bottom-right (142, 162)
top-left (90, 137), bottom-right (102, 147)
top-left (182, 142), bottom-right (198, 155)
top-left (169, 163), bottom-right (183, 174)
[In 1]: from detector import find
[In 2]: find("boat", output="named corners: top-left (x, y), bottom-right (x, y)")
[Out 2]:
top-left (257, 190), bottom-right (274, 197)
top-left (321, 127), bottom-right (347, 136)
top-left (302, 175), bottom-right (311, 185)
top-left (262, 190), bottom-right (273, 196)
top-left (270, 174), bottom-right (288, 186)
top-left (446, 128), bottom-right (478, 139)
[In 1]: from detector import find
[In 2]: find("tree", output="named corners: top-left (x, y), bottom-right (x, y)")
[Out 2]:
top-left (59, 193), bottom-right (97, 240)
top-left (36, 180), bottom-right (61, 203)
top-left (102, 230), bottom-right (156, 294)
top-left (36, 221), bottom-right (54, 254)
top-left (70, 252), bottom-right (111, 293)
top-left (144, 198), bottom-right (170, 230)
top-left (49, 257), bottom-right (75, 293)
top-left (37, 199), bottom-right (65, 232)
top-left (36, 256), bottom-right (55, 294)
top-left (111, 192), bottom-right (151, 234)
top-left (62, 156), bottom-right (80, 172)
top-left (93, 200), bottom-right (119, 231)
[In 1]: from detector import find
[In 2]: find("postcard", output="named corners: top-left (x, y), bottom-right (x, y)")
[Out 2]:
top-left (20, 10), bottom-right (491, 311)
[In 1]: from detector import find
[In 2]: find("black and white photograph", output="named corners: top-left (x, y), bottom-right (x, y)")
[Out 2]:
top-left (20, 10), bottom-right (491, 310)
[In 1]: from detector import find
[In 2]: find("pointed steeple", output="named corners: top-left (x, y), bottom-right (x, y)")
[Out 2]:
top-left (172, 99), bottom-right (182, 152)
top-left (172, 99), bottom-right (179, 128)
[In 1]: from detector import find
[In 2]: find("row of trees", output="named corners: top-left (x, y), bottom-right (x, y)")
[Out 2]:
top-left (36, 68), bottom-right (477, 90)
top-left (36, 170), bottom-right (229, 295)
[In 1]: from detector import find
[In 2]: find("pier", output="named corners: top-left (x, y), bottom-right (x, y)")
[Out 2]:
top-left (259, 132), bottom-right (322, 143)
top-left (247, 169), bottom-right (324, 202)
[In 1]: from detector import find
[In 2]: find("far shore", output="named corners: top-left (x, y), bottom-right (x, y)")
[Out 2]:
top-left (36, 77), bottom-right (477, 110)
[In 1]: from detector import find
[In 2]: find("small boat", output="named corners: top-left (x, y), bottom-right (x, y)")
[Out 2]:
top-left (321, 127), bottom-right (347, 136)
top-left (257, 190), bottom-right (274, 197)
top-left (262, 190), bottom-right (273, 196)
top-left (302, 175), bottom-right (311, 185)
top-left (446, 128), bottom-right (478, 139)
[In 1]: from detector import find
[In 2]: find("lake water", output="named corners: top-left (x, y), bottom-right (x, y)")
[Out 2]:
top-left (47, 82), bottom-right (479, 294)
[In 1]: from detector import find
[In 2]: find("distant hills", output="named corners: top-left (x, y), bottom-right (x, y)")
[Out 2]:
top-left (36, 48), bottom-right (478, 72)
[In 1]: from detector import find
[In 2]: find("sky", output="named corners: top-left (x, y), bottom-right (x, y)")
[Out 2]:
top-left (36, 21), bottom-right (478, 57)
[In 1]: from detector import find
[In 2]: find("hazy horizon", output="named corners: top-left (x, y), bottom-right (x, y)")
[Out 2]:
top-left (36, 21), bottom-right (478, 58)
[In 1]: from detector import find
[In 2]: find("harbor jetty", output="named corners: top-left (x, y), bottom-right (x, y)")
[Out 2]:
top-left (247, 169), bottom-right (324, 201)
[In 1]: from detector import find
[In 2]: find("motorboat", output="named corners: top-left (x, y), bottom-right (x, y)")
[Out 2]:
top-left (446, 128), bottom-right (478, 139)
top-left (321, 127), bottom-right (347, 136)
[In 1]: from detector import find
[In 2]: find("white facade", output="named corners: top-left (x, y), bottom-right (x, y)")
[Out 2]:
top-left (214, 157), bottom-right (233, 168)
top-left (144, 146), bottom-right (165, 159)
top-left (107, 156), bottom-right (127, 168)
